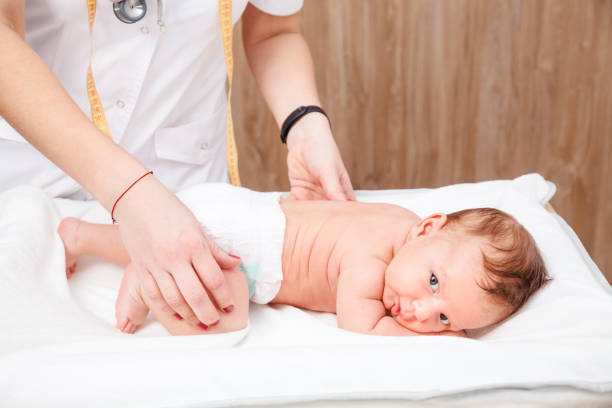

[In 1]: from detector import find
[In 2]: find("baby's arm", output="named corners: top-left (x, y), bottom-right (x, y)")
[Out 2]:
top-left (336, 257), bottom-right (417, 336)
top-left (338, 297), bottom-right (419, 336)
top-left (336, 257), bottom-right (465, 337)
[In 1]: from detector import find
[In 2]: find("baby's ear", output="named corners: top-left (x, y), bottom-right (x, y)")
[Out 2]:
top-left (411, 213), bottom-right (448, 237)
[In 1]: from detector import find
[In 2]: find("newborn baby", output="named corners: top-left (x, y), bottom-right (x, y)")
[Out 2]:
top-left (58, 183), bottom-right (549, 337)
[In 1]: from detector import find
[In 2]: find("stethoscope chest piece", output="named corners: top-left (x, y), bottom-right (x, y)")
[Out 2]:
top-left (113, 0), bottom-right (147, 24)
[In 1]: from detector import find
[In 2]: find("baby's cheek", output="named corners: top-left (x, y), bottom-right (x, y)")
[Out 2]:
top-left (396, 318), bottom-right (440, 334)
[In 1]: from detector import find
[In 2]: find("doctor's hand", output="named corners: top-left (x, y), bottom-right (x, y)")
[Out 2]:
top-left (285, 113), bottom-right (355, 201)
top-left (112, 177), bottom-right (241, 332)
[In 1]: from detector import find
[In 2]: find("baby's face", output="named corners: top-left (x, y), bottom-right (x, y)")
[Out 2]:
top-left (382, 215), bottom-right (508, 334)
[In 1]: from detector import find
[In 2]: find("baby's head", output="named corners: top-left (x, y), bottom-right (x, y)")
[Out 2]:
top-left (382, 208), bottom-right (550, 334)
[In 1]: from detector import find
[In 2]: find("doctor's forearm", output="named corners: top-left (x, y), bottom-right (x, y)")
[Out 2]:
top-left (0, 23), bottom-right (148, 208)
top-left (244, 31), bottom-right (323, 127)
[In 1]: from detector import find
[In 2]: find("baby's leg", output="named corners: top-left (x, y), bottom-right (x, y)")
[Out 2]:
top-left (59, 217), bottom-right (249, 335)
top-left (58, 217), bottom-right (131, 277)
top-left (117, 262), bottom-right (249, 335)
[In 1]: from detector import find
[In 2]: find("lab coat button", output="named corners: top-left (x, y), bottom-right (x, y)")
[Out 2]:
top-left (116, 100), bottom-right (125, 109)
top-left (200, 142), bottom-right (209, 150)
top-left (140, 26), bottom-right (150, 35)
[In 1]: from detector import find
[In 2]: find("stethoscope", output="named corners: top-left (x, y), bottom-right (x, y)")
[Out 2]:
top-left (112, 0), bottom-right (146, 23)
top-left (111, 0), bottom-right (165, 30)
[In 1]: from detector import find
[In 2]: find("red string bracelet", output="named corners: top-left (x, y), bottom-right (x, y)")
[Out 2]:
top-left (111, 170), bottom-right (154, 224)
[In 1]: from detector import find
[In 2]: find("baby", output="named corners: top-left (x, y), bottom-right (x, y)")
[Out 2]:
top-left (58, 183), bottom-right (549, 337)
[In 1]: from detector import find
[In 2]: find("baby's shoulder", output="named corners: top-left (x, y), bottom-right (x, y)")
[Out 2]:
top-left (359, 202), bottom-right (419, 223)
top-left (341, 202), bottom-right (417, 247)
top-left (338, 254), bottom-right (388, 296)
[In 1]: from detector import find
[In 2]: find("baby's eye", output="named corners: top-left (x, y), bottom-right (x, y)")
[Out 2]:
top-left (440, 313), bottom-right (450, 325)
top-left (429, 273), bottom-right (439, 291)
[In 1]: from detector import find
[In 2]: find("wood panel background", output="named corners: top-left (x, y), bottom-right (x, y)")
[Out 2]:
top-left (231, 0), bottom-right (612, 283)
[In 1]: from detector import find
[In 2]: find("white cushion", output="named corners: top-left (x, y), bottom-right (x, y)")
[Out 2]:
top-left (0, 173), bottom-right (610, 407)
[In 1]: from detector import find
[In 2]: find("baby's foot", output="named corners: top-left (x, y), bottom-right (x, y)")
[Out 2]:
top-left (115, 262), bottom-right (150, 334)
top-left (57, 217), bottom-right (82, 279)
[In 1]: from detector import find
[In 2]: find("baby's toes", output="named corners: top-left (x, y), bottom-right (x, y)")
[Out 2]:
top-left (65, 262), bottom-right (77, 279)
top-left (58, 217), bottom-right (81, 275)
top-left (115, 263), bottom-right (149, 333)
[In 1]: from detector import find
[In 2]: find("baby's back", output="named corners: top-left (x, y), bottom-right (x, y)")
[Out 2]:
top-left (272, 199), bottom-right (417, 312)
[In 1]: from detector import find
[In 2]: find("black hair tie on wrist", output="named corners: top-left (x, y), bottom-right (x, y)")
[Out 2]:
top-left (280, 105), bottom-right (330, 144)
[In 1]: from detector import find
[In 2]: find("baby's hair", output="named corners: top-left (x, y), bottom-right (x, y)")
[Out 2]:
top-left (445, 208), bottom-right (550, 315)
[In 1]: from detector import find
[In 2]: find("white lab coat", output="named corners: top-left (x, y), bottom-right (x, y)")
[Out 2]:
top-left (0, 0), bottom-right (303, 199)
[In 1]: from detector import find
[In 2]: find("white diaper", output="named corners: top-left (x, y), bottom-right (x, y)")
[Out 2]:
top-left (176, 183), bottom-right (285, 304)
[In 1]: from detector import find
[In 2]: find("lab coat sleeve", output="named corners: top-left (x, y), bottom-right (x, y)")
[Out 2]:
top-left (248, 0), bottom-right (303, 16)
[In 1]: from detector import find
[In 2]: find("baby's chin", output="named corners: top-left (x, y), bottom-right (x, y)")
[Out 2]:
top-left (393, 316), bottom-right (444, 334)
top-left (394, 317), bottom-right (420, 332)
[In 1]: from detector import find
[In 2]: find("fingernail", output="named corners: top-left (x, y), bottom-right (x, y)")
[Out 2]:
top-left (229, 254), bottom-right (241, 259)
top-left (210, 320), bottom-right (220, 327)
top-left (174, 313), bottom-right (183, 320)
top-left (198, 322), bottom-right (209, 330)
top-left (223, 305), bottom-right (234, 313)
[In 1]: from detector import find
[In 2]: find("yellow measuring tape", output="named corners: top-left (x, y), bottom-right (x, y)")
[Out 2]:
top-left (218, 0), bottom-right (241, 186)
top-left (85, 0), bottom-right (241, 186)
top-left (86, 0), bottom-right (112, 139)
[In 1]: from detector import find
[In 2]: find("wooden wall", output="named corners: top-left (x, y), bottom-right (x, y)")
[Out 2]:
top-left (231, 0), bottom-right (612, 282)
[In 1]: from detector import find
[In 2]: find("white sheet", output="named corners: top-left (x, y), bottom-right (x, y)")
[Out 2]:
top-left (1, 174), bottom-right (611, 407)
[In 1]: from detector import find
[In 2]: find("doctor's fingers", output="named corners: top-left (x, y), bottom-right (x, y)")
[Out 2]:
top-left (320, 170), bottom-right (353, 202)
top-left (201, 232), bottom-right (242, 271)
top-left (192, 248), bottom-right (235, 315)
top-left (144, 266), bottom-right (212, 327)
top-left (338, 166), bottom-right (356, 201)
top-left (171, 262), bottom-right (221, 326)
